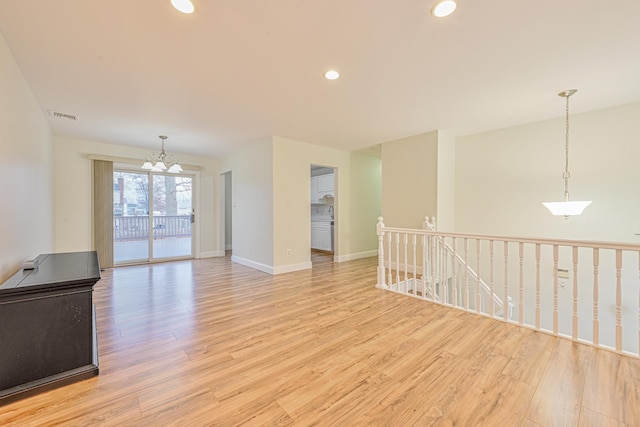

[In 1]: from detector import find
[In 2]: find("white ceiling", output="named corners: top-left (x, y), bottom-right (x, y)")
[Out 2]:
top-left (1, 0), bottom-right (639, 157)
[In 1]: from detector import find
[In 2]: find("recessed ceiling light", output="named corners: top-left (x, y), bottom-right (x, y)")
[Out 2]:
top-left (431, 0), bottom-right (457, 18)
top-left (171, 0), bottom-right (195, 14)
top-left (325, 70), bottom-right (340, 80)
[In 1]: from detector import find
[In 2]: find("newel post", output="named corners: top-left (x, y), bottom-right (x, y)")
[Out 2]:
top-left (423, 216), bottom-right (436, 231)
top-left (376, 217), bottom-right (386, 289)
top-left (423, 216), bottom-right (436, 278)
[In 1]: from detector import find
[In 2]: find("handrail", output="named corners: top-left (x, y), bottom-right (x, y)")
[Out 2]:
top-left (383, 224), bottom-right (640, 252)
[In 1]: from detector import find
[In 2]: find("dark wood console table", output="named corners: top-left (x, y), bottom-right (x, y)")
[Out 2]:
top-left (0, 251), bottom-right (101, 405)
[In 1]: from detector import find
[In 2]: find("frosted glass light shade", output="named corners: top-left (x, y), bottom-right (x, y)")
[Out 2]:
top-left (168, 164), bottom-right (183, 173)
top-left (141, 161), bottom-right (153, 170)
top-left (542, 200), bottom-right (592, 216)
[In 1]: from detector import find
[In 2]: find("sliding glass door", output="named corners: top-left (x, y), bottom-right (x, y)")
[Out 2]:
top-left (113, 170), bottom-right (193, 264)
top-left (151, 174), bottom-right (193, 259)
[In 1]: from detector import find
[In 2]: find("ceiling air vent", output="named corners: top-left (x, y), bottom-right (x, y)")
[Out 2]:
top-left (47, 109), bottom-right (78, 121)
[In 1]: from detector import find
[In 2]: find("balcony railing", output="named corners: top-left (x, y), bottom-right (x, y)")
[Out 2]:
top-left (376, 217), bottom-right (640, 358)
top-left (114, 215), bottom-right (191, 241)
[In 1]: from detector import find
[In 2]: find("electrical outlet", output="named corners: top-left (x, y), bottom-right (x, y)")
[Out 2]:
top-left (287, 249), bottom-right (292, 256)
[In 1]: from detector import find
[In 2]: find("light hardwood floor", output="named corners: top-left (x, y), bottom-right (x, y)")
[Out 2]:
top-left (1, 255), bottom-right (638, 426)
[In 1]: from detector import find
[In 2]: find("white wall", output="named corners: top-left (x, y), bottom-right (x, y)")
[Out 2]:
top-left (222, 138), bottom-right (275, 271)
top-left (436, 131), bottom-right (456, 232)
top-left (272, 136), bottom-right (382, 270)
top-left (224, 171), bottom-right (232, 250)
top-left (381, 131), bottom-right (438, 228)
top-left (53, 136), bottom-right (221, 257)
top-left (456, 101), bottom-right (640, 243)
top-left (347, 148), bottom-right (383, 259)
top-left (0, 33), bottom-right (54, 281)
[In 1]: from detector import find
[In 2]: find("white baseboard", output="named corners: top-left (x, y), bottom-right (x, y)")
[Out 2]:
top-left (230, 256), bottom-right (312, 275)
top-left (333, 250), bottom-right (377, 263)
top-left (231, 255), bottom-right (274, 275)
top-left (199, 250), bottom-right (225, 258)
top-left (272, 262), bottom-right (312, 275)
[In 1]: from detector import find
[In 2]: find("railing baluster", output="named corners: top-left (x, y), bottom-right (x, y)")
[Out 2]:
top-left (553, 245), bottom-right (559, 335)
top-left (387, 233), bottom-right (392, 287)
top-left (395, 232), bottom-right (400, 291)
top-left (452, 238), bottom-right (458, 308)
top-left (503, 241), bottom-right (509, 321)
top-left (464, 238), bottom-right (469, 310)
top-left (404, 233), bottom-right (409, 293)
top-left (476, 240), bottom-right (481, 314)
top-left (535, 243), bottom-right (541, 330)
top-left (490, 240), bottom-right (495, 317)
top-left (593, 248), bottom-right (600, 346)
top-left (431, 235), bottom-right (437, 302)
top-left (441, 237), bottom-right (446, 304)
top-left (519, 242), bottom-right (524, 325)
top-left (572, 246), bottom-right (579, 340)
top-left (376, 217), bottom-right (385, 289)
top-left (422, 235), bottom-right (427, 299)
top-left (616, 249), bottom-right (623, 352)
top-left (412, 234), bottom-right (417, 296)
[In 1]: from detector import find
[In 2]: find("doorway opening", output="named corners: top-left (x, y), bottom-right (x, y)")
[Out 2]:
top-left (223, 171), bottom-right (232, 257)
top-left (310, 165), bottom-right (336, 264)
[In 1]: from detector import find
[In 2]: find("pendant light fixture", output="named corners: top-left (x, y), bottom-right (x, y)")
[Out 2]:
top-left (542, 89), bottom-right (591, 219)
top-left (141, 135), bottom-right (183, 173)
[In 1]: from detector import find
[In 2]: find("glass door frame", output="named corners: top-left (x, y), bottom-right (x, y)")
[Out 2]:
top-left (113, 162), bottom-right (200, 265)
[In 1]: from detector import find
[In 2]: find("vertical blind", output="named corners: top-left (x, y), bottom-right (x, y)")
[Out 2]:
top-left (93, 160), bottom-right (113, 268)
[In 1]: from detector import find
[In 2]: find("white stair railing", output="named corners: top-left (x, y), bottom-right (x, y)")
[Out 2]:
top-left (376, 216), bottom-right (640, 358)
top-left (422, 217), bottom-right (513, 319)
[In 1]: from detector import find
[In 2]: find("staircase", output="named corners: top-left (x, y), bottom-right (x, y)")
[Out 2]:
top-left (376, 217), bottom-right (512, 321)
top-left (423, 216), bottom-right (513, 319)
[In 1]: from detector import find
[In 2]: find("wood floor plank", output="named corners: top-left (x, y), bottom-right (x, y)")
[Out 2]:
top-left (577, 407), bottom-right (629, 427)
top-left (434, 372), bottom-right (535, 427)
top-left (501, 330), bottom-right (556, 386)
top-left (582, 349), bottom-right (640, 426)
top-left (1, 254), bottom-right (638, 426)
top-left (526, 339), bottom-right (594, 426)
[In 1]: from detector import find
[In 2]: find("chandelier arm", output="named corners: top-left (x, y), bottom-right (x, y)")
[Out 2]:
top-left (142, 135), bottom-right (181, 173)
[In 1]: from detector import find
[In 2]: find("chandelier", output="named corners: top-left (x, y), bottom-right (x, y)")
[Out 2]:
top-left (542, 89), bottom-right (591, 219)
top-left (141, 135), bottom-right (183, 173)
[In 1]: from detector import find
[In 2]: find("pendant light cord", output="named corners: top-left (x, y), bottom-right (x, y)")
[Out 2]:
top-left (562, 91), bottom-right (572, 202)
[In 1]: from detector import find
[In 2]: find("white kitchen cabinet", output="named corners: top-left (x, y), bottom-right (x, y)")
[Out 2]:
top-left (317, 173), bottom-right (334, 193)
top-left (310, 176), bottom-right (319, 203)
top-left (311, 222), bottom-right (332, 251)
top-left (311, 173), bottom-right (334, 203)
